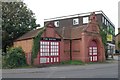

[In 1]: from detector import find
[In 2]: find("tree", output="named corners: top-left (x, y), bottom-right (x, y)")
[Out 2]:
top-left (2, 2), bottom-right (40, 52)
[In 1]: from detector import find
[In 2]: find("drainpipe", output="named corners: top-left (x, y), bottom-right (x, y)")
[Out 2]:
top-left (70, 40), bottom-right (72, 60)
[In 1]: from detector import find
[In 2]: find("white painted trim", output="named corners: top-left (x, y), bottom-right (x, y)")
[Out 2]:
top-left (107, 43), bottom-right (115, 46)
top-left (44, 10), bottom-right (115, 27)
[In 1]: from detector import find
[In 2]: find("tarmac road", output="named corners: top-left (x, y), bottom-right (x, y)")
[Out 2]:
top-left (2, 60), bottom-right (118, 78)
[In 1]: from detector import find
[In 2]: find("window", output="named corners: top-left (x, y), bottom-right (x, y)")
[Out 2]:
top-left (54, 21), bottom-right (59, 27)
top-left (106, 21), bottom-right (109, 26)
top-left (102, 17), bottom-right (104, 23)
top-left (40, 41), bottom-right (60, 64)
top-left (108, 23), bottom-right (110, 27)
top-left (104, 19), bottom-right (107, 25)
top-left (40, 58), bottom-right (46, 63)
top-left (73, 18), bottom-right (79, 25)
top-left (50, 42), bottom-right (59, 56)
top-left (83, 17), bottom-right (89, 24)
top-left (107, 26), bottom-right (109, 32)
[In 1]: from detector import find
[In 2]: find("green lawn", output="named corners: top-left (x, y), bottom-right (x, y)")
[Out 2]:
top-left (60, 60), bottom-right (85, 65)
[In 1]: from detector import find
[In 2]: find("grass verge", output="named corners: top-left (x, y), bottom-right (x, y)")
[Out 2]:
top-left (60, 60), bottom-right (85, 65)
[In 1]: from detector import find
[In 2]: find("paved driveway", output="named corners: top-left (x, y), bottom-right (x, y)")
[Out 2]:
top-left (2, 60), bottom-right (118, 78)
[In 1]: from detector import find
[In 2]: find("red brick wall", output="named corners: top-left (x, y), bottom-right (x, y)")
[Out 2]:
top-left (72, 39), bottom-right (81, 60)
top-left (37, 27), bottom-right (62, 64)
top-left (33, 52), bottom-right (40, 65)
top-left (14, 39), bottom-right (33, 65)
top-left (60, 40), bottom-right (70, 61)
top-left (14, 39), bottom-right (33, 53)
top-left (81, 32), bottom-right (105, 62)
top-left (25, 52), bottom-right (31, 65)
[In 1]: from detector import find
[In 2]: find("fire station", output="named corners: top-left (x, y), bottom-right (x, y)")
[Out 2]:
top-left (14, 12), bottom-right (105, 65)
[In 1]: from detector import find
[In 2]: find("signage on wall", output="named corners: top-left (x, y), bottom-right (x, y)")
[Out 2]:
top-left (107, 34), bottom-right (112, 41)
top-left (41, 37), bottom-right (61, 41)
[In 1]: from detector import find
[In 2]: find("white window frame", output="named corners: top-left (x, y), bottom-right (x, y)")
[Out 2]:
top-left (73, 18), bottom-right (79, 25)
top-left (83, 17), bottom-right (89, 24)
top-left (102, 17), bottom-right (104, 23)
top-left (106, 21), bottom-right (109, 26)
top-left (54, 21), bottom-right (59, 27)
top-left (104, 19), bottom-right (107, 25)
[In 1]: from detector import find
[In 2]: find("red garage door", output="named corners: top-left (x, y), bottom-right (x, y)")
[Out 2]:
top-left (89, 40), bottom-right (98, 62)
top-left (40, 41), bottom-right (60, 64)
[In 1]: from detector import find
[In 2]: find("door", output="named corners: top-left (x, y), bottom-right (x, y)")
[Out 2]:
top-left (40, 41), bottom-right (60, 64)
top-left (89, 40), bottom-right (98, 62)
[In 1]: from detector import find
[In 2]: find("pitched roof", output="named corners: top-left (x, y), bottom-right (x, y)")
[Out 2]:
top-left (55, 25), bottom-right (87, 39)
top-left (15, 23), bottom-right (88, 41)
top-left (55, 27), bottom-right (71, 39)
top-left (15, 28), bottom-right (44, 41)
top-left (71, 25), bottom-right (87, 39)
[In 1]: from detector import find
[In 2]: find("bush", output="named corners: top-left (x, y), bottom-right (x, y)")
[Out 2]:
top-left (2, 47), bottom-right (27, 68)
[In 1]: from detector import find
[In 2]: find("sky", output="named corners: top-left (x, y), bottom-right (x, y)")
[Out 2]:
top-left (23, 0), bottom-right (119, 34)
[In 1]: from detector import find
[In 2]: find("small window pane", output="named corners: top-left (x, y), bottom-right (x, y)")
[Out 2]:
top-left (57, 57), bottom-right (59, 62)
top-left (90, 57), bottom-right (92, 61)
top-left (56, 42), bottom-right (58, 45)
top-left (93, 47), bottom-right (97, 49)
top-left (73, 18), bottom-right (79, 25)
top-left (40, 58), bottom-right (46, 63)
top-left (54, 21), bottom-right (59, 27)
top-left (107, 21), bottom-right (109, 26)
top-left (93, 53), bottom-right (97, 55)
top-left (102, 17), bottom-right (104, 23)
top-left (93, 56), bottom-right (97, 61)
top-left (56, 53), bottom-right (58, 55)
top-left (93, 50), bottom-right (97, 53)
top-left (83, 17), bottom-right (89, 24)
top-left (89, 50), bottom-right (92, 52)
top-left (89, 47), bottom-right (92, 49)
top-left (54, 58), bottom-right (56, 62)
top-left (40, 42), bottom-right (42, 45)
top-left (53, 53), bottom-right (55, 56)
top-left (51, 58), bottom-right (53, 62)
top-left (41, 53), bottom-right (42, 56)
top-left (47, 58), bottom-right (49, 62)
top-left (105, 19), bottom-right (107, 25)
top-left (89, 52), bottom-right (92, 55)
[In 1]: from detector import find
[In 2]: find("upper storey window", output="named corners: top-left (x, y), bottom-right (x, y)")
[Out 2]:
top-left (102, 16), bottom-right (107, 26)
top-left (83, 17), bottom-right (89, 24)
top-left (54, 21), bottom-right (59, 27)
top-left (104, 19), bottom-right (107, 25)
top-left (73, 18), bottom-right (79, 25)
top-left (102, 17), bottom-right (104, 23)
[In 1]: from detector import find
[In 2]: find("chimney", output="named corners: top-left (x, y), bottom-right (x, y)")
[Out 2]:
top-left (89, 12), bottom-right (97, 23)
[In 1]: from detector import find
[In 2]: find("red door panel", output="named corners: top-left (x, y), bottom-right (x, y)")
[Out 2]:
top-left (39, 41), bottom-right (60, 64)
top-left (89, 41), bottom-right (98, 62)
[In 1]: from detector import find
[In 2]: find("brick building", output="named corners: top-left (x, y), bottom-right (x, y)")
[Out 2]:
top-left (14, 12), bottom-right (105, 65)
top-left (115, 28), bottom-right (120, 51)
top-left (44, 10), bottom-right (115, 55)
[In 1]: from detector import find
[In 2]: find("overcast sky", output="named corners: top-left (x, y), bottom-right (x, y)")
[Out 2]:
top-left (23, 0), bottom-right (119, 34)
